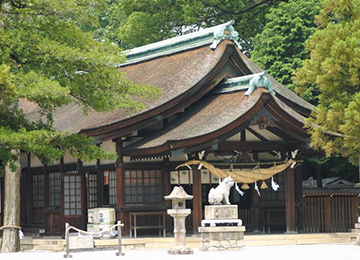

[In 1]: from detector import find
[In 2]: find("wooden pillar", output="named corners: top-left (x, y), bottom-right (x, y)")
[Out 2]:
top-left (285, 167), bottom-right (296, 233)
top-left (324, 197), bottom-right (332, 232)
top-left (251, 152), bottom-right (261, 232)
top-left (115, 141), bottom-right (125, 226)
top-left (294, 164), bottom-right (304, 232)
top-left (251, 185), bottom-right (261, 232)
top-left (163, 157), bottom-right (171, 206)
top-left (192, 166), bottom-right (202, 234)
top-left (163, 158), bottom-right (172, 234)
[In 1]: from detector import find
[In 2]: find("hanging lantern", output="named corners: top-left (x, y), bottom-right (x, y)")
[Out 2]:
top-left (260, 180), bottom-right (268, 189)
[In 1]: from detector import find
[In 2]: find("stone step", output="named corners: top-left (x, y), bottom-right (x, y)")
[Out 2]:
top-left (31, 244), bottom-right (65, 252)
top-left (16, 232), bottom-right (357, 252)
top-left (244, 237), bottom-right (351, 246)
top-left (30, 238), bottom-right (66, 246)
top-left (244, 232), bottom-right (356, 241)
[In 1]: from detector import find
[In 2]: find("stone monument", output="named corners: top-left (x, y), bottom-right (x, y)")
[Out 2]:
top-left (164, 186), bottom-right (193, 254)
top-left (199, 176), bottom-right (245, 251)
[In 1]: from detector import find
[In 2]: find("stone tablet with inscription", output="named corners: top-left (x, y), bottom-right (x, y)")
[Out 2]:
top-left (204, 205), bottom-right (238, 220)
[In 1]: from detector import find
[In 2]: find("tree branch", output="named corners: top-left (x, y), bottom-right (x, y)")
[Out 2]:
top-left (199, 0), bottom-right (288, 16)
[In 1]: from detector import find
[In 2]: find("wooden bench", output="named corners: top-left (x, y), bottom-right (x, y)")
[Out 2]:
top-left (129, 211), bottom-right (166, 238)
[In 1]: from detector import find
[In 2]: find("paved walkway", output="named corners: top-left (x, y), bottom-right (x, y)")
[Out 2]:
top-left (1, 243), bottom-right (360, 260)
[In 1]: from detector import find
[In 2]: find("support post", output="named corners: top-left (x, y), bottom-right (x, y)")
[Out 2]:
top-left (251, 186), bottom-right (261, 233)
top-left (64, 223), bottom-right (71, 258)
top-left (285, 167), bottom-right (296, 233)
top-left (192, 166), bottom-right (202, 234)
top-left (163, 158), bottom-right (171, 234)
top-left (116, 141), bottom-right (125, 226)
top-left (116, 221), bottom-right (125, 256)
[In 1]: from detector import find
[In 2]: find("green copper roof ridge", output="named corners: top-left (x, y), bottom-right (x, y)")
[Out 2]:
top-left (121, 36), bottom-right (214, 66)
top-left (117, 20), bottom-right (241, 67)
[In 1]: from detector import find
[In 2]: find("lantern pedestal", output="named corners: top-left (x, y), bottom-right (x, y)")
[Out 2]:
top-left (164, 186), bottom-right (193, 255)
top-left (167, 209), bottom-right (193, 254)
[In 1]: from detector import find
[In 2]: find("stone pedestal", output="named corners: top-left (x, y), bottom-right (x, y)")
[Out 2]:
top-left (355, 222), bottom-right (360, 245)
top-left (199, 226), bottom-right (245, 251)
top-left (167, 209), bottom-right (193, 254)
top-left (199, 205), bottom-right (245, 251)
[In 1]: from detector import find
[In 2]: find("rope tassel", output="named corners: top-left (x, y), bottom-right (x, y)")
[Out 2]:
top-left (260, 180), bottom-right (268, 189)
top-left (241, 183), bottom-right (250, 190)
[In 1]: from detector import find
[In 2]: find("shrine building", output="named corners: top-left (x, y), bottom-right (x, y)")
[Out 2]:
top-left (1, 21), bottom-right (356, 237)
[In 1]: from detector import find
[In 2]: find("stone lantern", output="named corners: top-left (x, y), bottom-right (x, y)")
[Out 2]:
top-left (164, 186), bottom-right (193, 254)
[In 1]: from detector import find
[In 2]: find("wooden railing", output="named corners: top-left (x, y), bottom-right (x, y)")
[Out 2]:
top-left (303, 193), bottom-right (359, 233)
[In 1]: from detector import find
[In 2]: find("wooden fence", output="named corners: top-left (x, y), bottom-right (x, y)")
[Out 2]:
top-left (239, 208), bottom-right (253, 232)
top-left (303, 193), bottom-right (359, 233)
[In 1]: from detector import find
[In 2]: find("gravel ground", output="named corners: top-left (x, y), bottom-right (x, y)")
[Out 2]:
top-left (1, 243), bottom-right (360, 260)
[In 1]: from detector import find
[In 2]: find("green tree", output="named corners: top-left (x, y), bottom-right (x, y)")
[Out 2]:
top-left (251, 0), bottom-right (321, 102)
top-left (96, 0), bottom-right (287, 52)
top-left (295, 0), bottom-right (360, 165)
top-left (0, 0), bottom-right (158, 252)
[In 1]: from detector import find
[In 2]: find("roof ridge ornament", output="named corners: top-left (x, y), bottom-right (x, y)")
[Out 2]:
top-left (210, 20), bottom-right (242, 50)
top-left (212, 71), bottom-right (276, 95)
top-left (245, 71), bottom-right (275, 96)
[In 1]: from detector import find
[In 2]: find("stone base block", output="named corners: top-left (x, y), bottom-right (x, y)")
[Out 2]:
top-left (199, 226), bottom-right (245, 251)
top-left (168, 246), bottom-right (193, 254)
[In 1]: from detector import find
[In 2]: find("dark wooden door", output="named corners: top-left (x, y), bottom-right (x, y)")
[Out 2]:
top-left (63, 172), bottom-right (86, 231)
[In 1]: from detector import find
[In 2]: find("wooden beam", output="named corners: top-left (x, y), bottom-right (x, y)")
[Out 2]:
top-left (240, 129), bottom-right (246, 141)
top-left (266, 126), bottom-right (294, 142)
top-left (246, 127), bottom-right (268, 141)
top-left (217, 141), bottom-right (306, 152)
top-left (285, 167), bottom-right (296, 233)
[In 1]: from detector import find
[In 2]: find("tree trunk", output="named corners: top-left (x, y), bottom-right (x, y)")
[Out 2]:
top-left (1, 151), bottom-right (21, 253)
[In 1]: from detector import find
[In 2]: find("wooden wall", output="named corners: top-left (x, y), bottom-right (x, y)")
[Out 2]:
top-left (303, 193), bottom-right (359, 233)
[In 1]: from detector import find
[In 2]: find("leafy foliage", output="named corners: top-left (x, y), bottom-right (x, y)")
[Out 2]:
top-left (251, 0), bottom-right (321, 102)
top-left (303, 155), bottom-right (358, 182)
top-left (295, 0), bottom-right (360, 164)
top-left (0, 0), bottom-right (159, 172)
top-left (95, 0), bottom-right (287, 52)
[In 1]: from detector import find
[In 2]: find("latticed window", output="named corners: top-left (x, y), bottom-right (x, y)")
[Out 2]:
top-left (32, 173), bottom-right (45, 208)
top-left (49, 172), bottom-right (61, 207)
top-left (124, 170), bottom-right (162, 204)
top-left (88, 173), bottom-right (98, 208)
top-left (64, 172), bottom-right (82, 216)
top-left (109, 170), bottom-right (117, 205)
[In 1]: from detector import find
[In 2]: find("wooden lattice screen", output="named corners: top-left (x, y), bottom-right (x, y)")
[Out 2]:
top-left (303, 193), bottom-right (359, 233)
